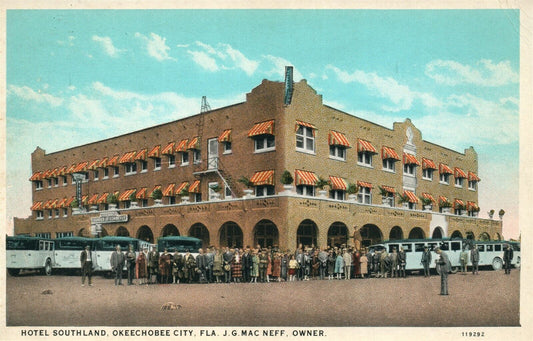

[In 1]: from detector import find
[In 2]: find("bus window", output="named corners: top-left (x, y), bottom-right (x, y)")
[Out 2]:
top-left (401, 243), bottom-right (413, 252)
top-left (7, 239), bottom-right (37, 250)
top-left (415, 243), bottom-right (425, 252)
top-left (451, 242), bottom-right (461, 251)
top-left (486, 245), bottom-right (493, 252)
top-left (495, 245), bottom-right (501, 252)
top-left (388, 244), bottom-right (399, 253)
top-left (477, 245), bottom-right (485, 252)
top-left (439, 242), bottom-right (449, 251)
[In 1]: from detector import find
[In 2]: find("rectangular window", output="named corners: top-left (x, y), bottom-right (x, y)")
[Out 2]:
top-left (93, 170), bottom-right (99, 181)
top-left (486, 245), bottom-right (493, 252)
top-left (56, 231), bottom-right (74, 238)
top-left (54, 178), bottom-right (59, 187)
top-left (296, 185), bottom-right (315, 196)
top-left (84, 172), bottom-right (89, 182)
top-left (54, 209), bottom-right (60, 218)
top-left (329, 145), bottom-right (346, 161)
top-left (254, 135), bottom-right (276, 153)
top-left (169, 196), bottom-right (176, 205)
top-left (223, 142), bottom-right (232, 154)
top-left (358, 152), bottom-right (373, 167)
top-left (35, 232), bottom-right (51, 239)
top-left (113, 167), bottom-right (119, 177)
top-left (401, 244), bottom-right (413, 253)
top-left (168, 155), bottom-right (176, 168)
top-left (468, 180), bottom-right (477, 191)
top-left (141, 199), bottom-right (148, 207)
top-left (404, 163), bottom-right (415, 175)
top-left (451, 242), bottom-right (461, 251)
top-left (329, 190), bottom-right (345, 200)
top-left (36, 211), bottom-right (44, 220)
top-left (181, 152), bottom-right (189, 166)
top-left (357, 187), bottom-right (371, 204)
top-left (62, 176), bottom-right (68, 186)
top-left (140, 160), bottom-right (148, 172)
top-left (422, 168), bottom-right (433, 180)
top-left (495, 245), bottom-right (502, 252)
top-left (382, 159), bottom-right (395, 172)
top-left (63, 208), bottom-right (68, 217)
top-left (35, 181), bottom-right (43, 190)
top-left (455, 177), bottom-right (464, 187)
top-left (454, 208), bottom-right (462, 215)
top-left (193, 193), bottom-right (202, 203)
top-left (47, 179), bottom-right (52, 188)
top-left (193, 150), bottom-right (201, 164)
top-left (256, 185), bottom-right (275, 197)
top-left (154, 157), bottom-right (161, 170)
top-left (296, 126), bottom-right (315, 153)
top-left (103, 168), bottom-right (109, 179)
top-left (48, 210), bottom-right (53, 219)
top-left (225, 185), bottom-right (232, 199)
top-left (439, 173), bottom-right (450, 184)
top-left (125, 163), bottom-right (137, 175)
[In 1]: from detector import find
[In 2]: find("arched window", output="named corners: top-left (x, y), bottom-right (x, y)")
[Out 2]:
top-left (161, 224), bottom-right (179, 237)
top-left (254, 220), bottom-right (279, 249)
top-left (189, 223), bottom-right (210, 249)
top-left (137, 225), bottom-right (154, 244)
top-left (296, 219), bottom-right (318, 248)
top-left (327, 222), bottom-right (348, 247)
top-left (220, 222), bottom-right (243, 248)
top-left (389, 226), bottom-right (403, 240)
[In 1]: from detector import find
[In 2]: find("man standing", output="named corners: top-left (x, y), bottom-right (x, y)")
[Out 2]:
top-left (196, 248), bottom-right (207, 283)
top-left (460, 247), bottom-right (469, 274)
top-left (343, 249), bottom-right (352, 280)
top-left (390, 247), bottom-right (398, 278)
top-left (110, 245), bottom-right (125, 286)
top-left (80, 245), bottom-right (93, 286)
top-left (398, 247), bottom-right (406, 278)
top-left (435, 247), bottom-right (450, 295)
top-left (125, 245), bottom-right (136, 285)
top-left (242, 247), bottom-right (252, 283)
top-left (503, 244), bottom-right (514, 275)
top-left (318, 247), bottom-right (328, 280)
top-left (296, 249), bottom-right (305, 281)
top-left (223, 247), bottom-right (234, 283)
top-left (148, 247), bottom-right (159, 284)
top-left (205, 247), bottom-right (215, 283)
top-left (421, 246), bottom-right (432, 277)
top-left (471, 245), bottom-right (480, 275)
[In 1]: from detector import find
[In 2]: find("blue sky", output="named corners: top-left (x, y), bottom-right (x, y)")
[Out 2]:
top-left (5, 9), bottom-right (520, 238)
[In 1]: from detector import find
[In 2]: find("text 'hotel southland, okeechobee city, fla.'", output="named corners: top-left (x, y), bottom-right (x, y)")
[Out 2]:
top-left (14, 67), bottom-right (502, 250)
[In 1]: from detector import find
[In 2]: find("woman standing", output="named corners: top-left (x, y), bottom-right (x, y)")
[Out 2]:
top-left (354, 250), bottom-right (361, 278)
top-left (251, 249), bottom-right (259, 283)
top-left (360, 251), bottom-right (368, 279)
top-left (272, 252), bottom-right (281, 282)
top-left (135, 247), bottom-right (148, 285)
top-left (266, 251), bottom-right (273, 283)
top-left (327, 250), bottom-right (335, 280)
top-left (335, 251), bottom-right (344, 280)
top-left (280, 251), bottom-right (288, 282)
top-left (213, 248), bottom-right (225, 283)
top-left (231, 249), bottom-right (243, 283)
top-left (288, 255), bottom-right (298, 281)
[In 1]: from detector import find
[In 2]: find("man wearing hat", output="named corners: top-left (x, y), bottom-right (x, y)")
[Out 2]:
top-left (503, 244), bottom-right (514, 275)
top-left (420, 245), bottom-right (432, 277)
top-left (435, 247), bottom-right (450, 295)
top-left (80, 245), bottom-right (93, 286)
top-left (110, 245), bottom-right (126, 286)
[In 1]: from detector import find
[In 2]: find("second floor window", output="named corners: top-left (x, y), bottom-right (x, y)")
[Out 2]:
top-left (404, 163), bottom-right (416, 176)
top-left (296, 126), bottom-right (315, 153)
top-left (254, 135), bottom-right (275, 153)
top-left (256, 185), bottom-right (275, 197)
top-left (358, 152), bottom-right (373, 167)
top-left (296, 185), bottom-right (315, 196)
top-left (329, 190), bottom-right (345, 200)
top-left (423, 168), bottom-right (433, 180)
top-left (329, 145), bottom-right (346, 161)
top-left (357, 186), bottom-right (372, 204)
top-left (468, 180), bottom-right (477, 191)
top-left (125, 163), bottom-right (136, 175)
top-left (62, 175), bottom-right (68, 185)
top-left (168, 155), bottom-right (176, 168)
top-left (93, 170), bottom-right (99, 181)
top-left (193, 150), bottom-right (201, 164)
top-left (440, 173), bottom-right (450, 184)
top-left (154, 157), bottom-right (161, 170)
top-left (36, 211), bottom-right (44, 220)
top-left (455, 177), bottom-right (464, 187)
top-left (140, 160), bottom-right (148, 172)
top-left (181, 152), bottom-right (189, 166)
top-left (382, 159), bottom-right (395, 172)
top-left (35, 181), bottom-right (43, 190)
top-left (113, 166), bottom-right (119, 177)
top-left (103, 168), bottom-right (109, 179)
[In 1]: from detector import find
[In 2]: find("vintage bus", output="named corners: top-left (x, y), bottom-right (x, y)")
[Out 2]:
top-left (53, 237), bottom-right (97, 273)
top-left (92, 236), bottom-right (151, 272)
top-left (6, 236), bottom-right (55, 276)
top-left (157, 236), bottom-right (202, 256)
top-left (472, 240), bottom-right (521, 270)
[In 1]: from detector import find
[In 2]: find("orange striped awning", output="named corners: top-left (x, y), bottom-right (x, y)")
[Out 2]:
top-left (97, 193), bottom-right (109, 204)
top-left (108, 155), bottom-right (119, 167)
top-left (357, 139), bottom-right (377, 153)
top-left (467, 201), bottom-right (479, 211)
top-left (438, 196), bottom-right (449, 204)
top-left (57, 198), bottom-right (68, 208)
top-left (175, 181), bottom-right (189, 195)
top-left (150, 185), bottom-right (162, 197)
top-left (87, 159), bottom-right (100, 170)
top-left (98, 157), bottom-right (109, 168)
top-left (381, 185), bottom-right (395, 194)
top-left (250, 170), bottom-right (275, 186)
top-left (46, 168), bottom-right (59, 178)
top-left (66, 164), bottom-right (77, 174)
top-left (248, 120), bottom-right (275, 137)
top-left (218, 129), bottom-right (232, 143)
top-left (43, 199), bottom-right (53, 209)
top-left (57, 166), bottom-right (67, 175)
top-left (454, 199), bottom-right (465, 209)
top-left (188, 180), bottom-right (201, 193)
top-left (136, 187), bottom-right (147, 199)
top-left (73, 161), bottom-right (88, 173)
top-left (328, 131), bottom-right (350, 147)
top-left (119, 189), bottom-right (136, 201)
top-left (295, 120), bottom-right (316, 136)
top-left (161, 142), bottom-right (175, 155)
top-left (88, 194), bottom-right (99, 205)
top-left (66, 196), bottom-right (76, 207)
top-left (187, 137), bottom-right (200, 150)
top-left (329, 176), bottom-right (347, 190)
top-left (357, 181), bottom-right (373, 189)
top-left (41, 169), bottom-right (50, 179)
top-left (295, 169), bottom-right (318, 186)
top-left (403, 153), bottom-right (420, 166)
top-left (468, 171), bottom-right (481, 182)
top-left (422, 158), bottom-right (437, 170)
top-left (31, 201), bottom-right (43, 211)
top-left (421, 192), bottom-right (436, 204)
top-left (50, 199), bottom-right (59, 208)
top-left (119, 151), bottom-right (137, 164)
top-left (135, 149), bottom-right (147, 161)
top-left (162, 183), bottom-right (176, 197)
top-left (439, 163), bottom-right (453, 174)
top-left (80, 195), bottom-right (88, 205)
top-left (30, 171), bottom-right (43, 181)
top-left (403, 190), bottom-right (419, 204)
top-left (454, 167), bottom-right (467, 178)
top-left (381, 146), bottom-right (400, 160)
top-left (175, 139), bottom-right (189, 152)
top-left (148, 145), bottom-right (161, 158)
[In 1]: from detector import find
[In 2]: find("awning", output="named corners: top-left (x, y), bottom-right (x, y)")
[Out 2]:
top-left (42, 199), bottom-right (52, 209)
top-left (148, 145), bottom-right (161, 158)
top-left (97, 193), bottom-right (109, 204)
top-left (381, 185), bottom-right (395, 194)
top-left (357, 139), bottom-right (377, 153)
top-left (187, 137), bottom-right (200, 150)
top-left (422, 158), bottom-right (437, 170)
top-left (51, 199), bottom-right (59, 208)
top-left (88, 194), bottom-right (99, 205)
top-left (468, 171), bottom-right (481, 182)
top-left (175, 139), bottom-right (188, 152)
top-left (161, 142), bottom-right (175, 155)
top-left (41, 169), bottom-right (51, 179)
top-left (467, 201), bottom-right (479, 211)
top-left (250, 170), bottom-right (275, 186)
top-left (357, 181), bottom-right (373, 189)
top-left (403, 190), bottom-right (419, 204)
top-left (295, 120), bottom-right (316, 136)
top-left (188, 180), bottom-right (201, 193)
top-left (295, 169), bottom-right (318, 186)
top-left (381, 146), bottom-right (400, 160)
top-left (81, 195), bottom-right (88, 205)
top-left (175, 181), bottom-right (189, 195)
top-left (248, 120), bottom-right (275, 137)
top-left (329, 176), bottom-right (347, 190)
top-left (57, 166), bottom-right (67, 175)
top-left (107, 155), bottom-right (119, 167)
top-left (438, 196), bottom-right (449, 204)
top-left (218, 129), bottom-right (232, 143)
top-left (30, 171), bottom-right (42, 181)
top-left (45, 168), bottom-right (58, 178)
top-left (98, 157), bottom-right (108, 168)
top-left (74, 161), bottom-right (88, 173)
top-left (66, 196), bottom-right (76, 207)
top-left (162, 183), bottom-right (176, 197)
top-left (454, 199), bottom-right (465, 209)
top-left (119, 189), bottom-right (136, 201)
top-left (403, 153), bottom-right (420, 166)
top-left (57, 198), bottom-right (68, 208)
top-left (421, 192), bottom-right (436, 204)
top-left (31, 201), bottom-right (43, 211)
top-left (454, 167), bottom-right (467, 178)
top-left (439, 163), bottom-right (453, 174)
top-left (328, 131), bottom-right (350, 147)
top-left (66, 164), bottom-right (77, 174)
top-left (119, 151), bottom-right (137, 164)
top-left (87, 159), bottom-right (100, 170)
top-left (135, 149), bottom-right (147, 161)
top-left (136, 187), bottom-right (147, 199)
top-left (150, 185), bottom-right (162, 197)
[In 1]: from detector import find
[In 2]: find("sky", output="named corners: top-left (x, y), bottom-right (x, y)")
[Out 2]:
top-left (4, 9), bottom-right (520, 239)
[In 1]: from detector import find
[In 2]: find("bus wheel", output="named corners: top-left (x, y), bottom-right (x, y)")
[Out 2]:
top-left (7, 268), bottom-right (20, 276)
top-left (450, 266), bottom-right (458, 274)
top-left (515, 256), bottom-right (520, 269)
top-left (492, 257), bottom-right (503, 271)
top-left (43, 259), bottom-right (53, 276)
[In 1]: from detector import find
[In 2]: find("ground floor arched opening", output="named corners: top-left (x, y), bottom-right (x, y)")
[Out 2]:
top-left (219, 221), bottom-right (243, 248)
top-left (296, 219), bottom-right (318, 249)
top-left (253, 219), bottom-right (279, 249)
top-left (478, 232), bottom-right (490, 241)
top-left (466, 231), bottom-right (475, 240)
top-left (450, 230), bottom-right (463, 239)
top-left (161, 224), bottom-right (180, 237)
top-left (494, 232), bottom-right (502, 241)
top-left (408, 227), bottom-right (425, 239)
top-left (359, 224), bottom-right (383, 248)
top-left (115, 226), bottom-right (130, 237)
top-left (100, 227), bottom-right (108, 237)
top-left (137, 225), bottom-right (154, 243)
top-left (327, 222), bottom-right (348, 248)
top-left (78, 228), bottom-right (87, 237)
top-left (389, 226), bottom-right (403, 240)
top-left (189, 223), bottom-right (210, 249)
top-left (432, 227), bottom-right (444, 239)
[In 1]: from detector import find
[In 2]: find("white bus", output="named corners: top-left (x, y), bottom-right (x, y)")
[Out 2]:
top-left (53, 237), bottom-right (96, 273)
top-left (6, 236), bottom-right (55, 276)
top-left (472, 240), bottom-right (521, 270)
top-left (92, 236), bottom-right (151, 273)
top-left (157, 236), bottom-right (202, 256)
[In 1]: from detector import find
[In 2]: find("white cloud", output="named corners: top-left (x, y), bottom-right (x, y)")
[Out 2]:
top-left (262, 55), bottom-right (303, 81)
top-left (187, 41), bottom-right (258, 76)
top-left (135, 32), bottom-right (176, 62)
top-left (187, 50), bottom-right (219, 72)
top-left (92, 35), bottom-right (125, 58)
top-left (425, 59), bottom-right (519, 87)
top-left (7, 84), bottom-right (64, 107)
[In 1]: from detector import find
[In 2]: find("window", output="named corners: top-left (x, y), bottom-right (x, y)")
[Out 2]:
top-left (140, 199), bottom-right (148, 207)
top-left (358, 151), bottom-right (373, 167)
top-left (382, 158), bottom-right (395, 172)
top-left (296, 126), bottom-right (315, 153)
top-left (168, 155), bottom-right (176, 168)
top-left (47, 179), bottom-right (52, 188)
top-left (48, 210), bottom-right (53, 219)
top-left (62, 176), bottom-right (68, 186)
top-left (296, 185), bottom-right (315, 196)
top-left (486, 245), bottom-right (493, 252)
top-left (451, 242), bottom-right (461, 251)
top-left (455, 177), bottom-right (464, 187)
top-left (440, 173), bottom-right (450, 184)
top-left (36, 211), bottom-right (44, 220)
top-left (256, 185), bottom-right (275, 197)
top-left (254, 135), bottom-right (275, 153)
top-left (35, 232), bottom-right (51, 239)
top-left (401, 244), bottom-right (413, 253)
top-left (35, 181), bottom-right (43, 190)
top-left (103, 168), bottom-right (109, 179)
top-left (223, 142), bottom-right (232, 154)
top-left (193, 150), bottom-right (201, 164)
top-left (168, 196), bottom-right (176, 205)
top-left (125, 163), bottom-right (137, 175)
top-left (56, 231), bottom-right (73, 238)
top-left (454, 208), bottom-right (462, 215)
top-left (423, 168), bottom-right (433, 180)
top-left (193, 193), bottom-right (202, 203)
top-left (329, 190), bottom-right (345, 200)
top-left (93, 170), bottom-right (99, 181)
top-left (404, 163), bottom-right (416, 176)
top-left (102, 203), bottom-right (109, 211)
top-left (140, 160), bottom-right (148, 172)
top-left (123, 201), bottom-right (131, 209)
top-left (329, 145), bottom-right (346, 161)
top-left (84, 172), bottom-right (89, 182)
top-left (62, 208), bottom-right (68, 217)
top-left (111, 167), bottom-right (119, 177)
top-left (154, 157), bottom-right (161, 170)
top-left (225, 185), bottom-right (232, 199)
top-left (181, 152), bottom-right (189, 166)
top-left (439, 242), bottom-right (450, 251)
top-left (55, 209), bottom-right (59, 218)
top-left (495, 245), bottom-right (502, 252)
top-left (357, 187), bottom-right (372, 204)
top-left (383, 193), bottom-right (395, 207)
top-left (54, 178), bottom-right (59, 187)
top-left (468, 180), bottom-right (477, 191)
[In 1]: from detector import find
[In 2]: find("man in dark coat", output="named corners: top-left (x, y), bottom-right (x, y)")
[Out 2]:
top-left (196, 248), bottom-right (207, 283)
top-left (318, 247), bottom-right (328, 280)
top-left (398, 247), bottom-right (406, 278)
top-left (205, 247), bottom-right (215, 283)
top-left (503, 244), bottom-right (514, 274)
top-left (125, 245), bottom-right (136, 285)
top-left (110, 245), bottom-right (126, 286)
top-left (241, 247), bottom-right (252, 283)
top-left (470, 245), bottom-right (480, 275)
top-left (148, 247), bottom-right (159, 284)
top-left (435, 247), bottom-right (450, 295)
top-left (223, 247), bottom-right (234, 283)
top-left (80, 245), bottom-right (93, 286)
top-left (296, 249), bottom-right (305, 281)
top-left (421, 246), bottom-right (432, 277)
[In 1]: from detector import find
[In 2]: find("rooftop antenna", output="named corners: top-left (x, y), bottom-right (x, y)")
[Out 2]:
top-left (201, 96), bottom-right (211, 113)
